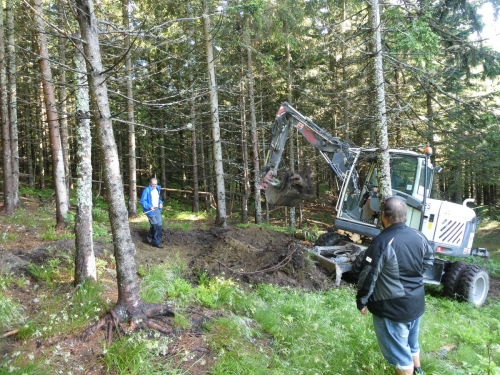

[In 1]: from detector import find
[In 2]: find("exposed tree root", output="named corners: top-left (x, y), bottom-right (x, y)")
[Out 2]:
top-left (83, 302), bottom-right (175, 344)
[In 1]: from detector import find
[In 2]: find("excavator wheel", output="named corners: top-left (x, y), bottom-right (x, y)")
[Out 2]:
top-left (456, 265), bottom-right (489, 307)
top-left (314, 232), bottom-right (348, 247)
top-left (441, 261), bottom-right (468, 298)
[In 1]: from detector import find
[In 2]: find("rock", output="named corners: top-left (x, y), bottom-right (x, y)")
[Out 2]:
top-left (0, 252), bottom-right (28, 273)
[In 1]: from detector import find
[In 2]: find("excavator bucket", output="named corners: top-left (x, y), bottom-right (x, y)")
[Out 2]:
top-left (264, 169), bottom-right (314, 207)
top-left (265, 183), bottom-right (309, 207)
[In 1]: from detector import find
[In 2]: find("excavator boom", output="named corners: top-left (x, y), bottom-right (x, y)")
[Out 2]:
top-left (261, 102), bottom-right (355, 207)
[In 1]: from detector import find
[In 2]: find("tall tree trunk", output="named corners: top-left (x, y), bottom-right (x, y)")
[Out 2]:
top-left (240, 51), bottom-right (249, 224)
top-left (33, 0), bottom-right (69, 229)
top-left (73, 0), bottom-right (172, 326)
top-left (74, 35), bottom-right (96, 284)
top-left (123, 0), bottom-right (137, 218)
top-left (190, 86), bottom-right (199, 213)
top-left (58, 6), bottom-right (71, 203)
top-left (160, 133), bottom-right (167, 201)
top-left (187, 5), bottom-right (199, 213)
top-left (6, 0), bottom-right (19, 210)
top-left (426, 90), bottom-right (438, 197)
top-left (179, 129), bottom-right (187, 194)
top-left (370, 0), bottom-right (391, 199)
top-left (0, 2), bottom-right (15, 214)
top-left (37, 88), bottom-right (46, 189)
top-left (203, 1), bottom-right (226, 227)
top-left (246, 18), bottom-right (261, 224)
top-left (199, 118), bottom-right (208, 209)
top-left (285, 41), bottom-right (296, 230)
top-left (26, 97), bottom-right (35, 189)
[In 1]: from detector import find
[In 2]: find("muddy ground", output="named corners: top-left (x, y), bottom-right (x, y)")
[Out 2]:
top-left (132, 225), bottom-right (338, 290)
top-left (1, 213), bottom-right (499, 374)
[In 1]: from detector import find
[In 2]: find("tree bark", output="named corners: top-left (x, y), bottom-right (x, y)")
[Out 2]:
top-left (246, 18), bottom-right (262, 224)
top-left (190, 84), bottom-right (199, 213)
top-left (240, 52), bottom-right (249, 224)
top-left (58, 4), bottom-right (71, 204)
top-left (6, 0), bottom-right (19, 210)
top-left (0, 2), bottom-right (15, 214)
top-left (285, 40), bottom-right (296, 230)
top-left (33, 0), bottom-right (69, 228)
top-left (160, 133), bottom-right (167, 201)
top-left (74, 35), bottom-right (96, 284)
top-left (123, 0), bottom-right (137, 218)
top-left (37, 89), bottom-right (46, 189)
top-left (203, 1), bottom-right (226, 227)
top-left (370, 0), bottom-right (392, 200)
top-left (73, 0), bottom-right (172, 325)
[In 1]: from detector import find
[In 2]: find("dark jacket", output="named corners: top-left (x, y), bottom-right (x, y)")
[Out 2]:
top-left (355, 222), bottom-right (434, 322)
top-left (140, 184), bottom-right (163, 216)
top-left (359, 191), bottom-right (376, 208)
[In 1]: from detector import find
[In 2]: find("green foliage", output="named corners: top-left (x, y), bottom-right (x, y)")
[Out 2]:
top-left (140, 263), bottom-right (194, 305)
top-left (168, 220), bottom-right (195, 231)
top-left (40, 227), bottom-right (75, 241)
top-left (173, 311), bottom-right (190, 329)
top-left (104, 331), bottom-right (174, 375)
top-left (18, 279), bottom-right (106, 340)
top-left (385, 9), bottom-right (440, 65)
top-left (93, 222), bottom-right (111, 240)
top-left (207, 314), bottom-right (268, 374)
top-left (204, 282), bottom-right (500, 374)
top-left (92, 207), bottom-right (109, 223)
top-left (0, 359), bottom-right (48, 375)
top-left (195, 276), bottom-right (246, 311)
top-left (0, 293), bottom-right (24, 331)
top-left (27, 258), bottom-right (62, 287)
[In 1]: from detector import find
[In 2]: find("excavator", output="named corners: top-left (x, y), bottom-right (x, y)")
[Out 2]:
top-left (261, 102), bottom-right (490, 306)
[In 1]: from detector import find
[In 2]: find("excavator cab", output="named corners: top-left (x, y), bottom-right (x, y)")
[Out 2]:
top-left (335, 149), bottom-right (435, 236)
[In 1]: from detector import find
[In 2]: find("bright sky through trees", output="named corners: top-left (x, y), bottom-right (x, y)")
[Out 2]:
top-left (478, 3), bottom-right (500, 51)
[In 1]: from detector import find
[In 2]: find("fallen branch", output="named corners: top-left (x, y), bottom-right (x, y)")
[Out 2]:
top-left (1, 329), bottom-right (19, 338)
top-left (304, 219), bottom-right (332, 228)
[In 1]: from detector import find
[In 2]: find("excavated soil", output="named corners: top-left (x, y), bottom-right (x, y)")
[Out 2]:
top-left (132, 225), bottom-right (337, 291)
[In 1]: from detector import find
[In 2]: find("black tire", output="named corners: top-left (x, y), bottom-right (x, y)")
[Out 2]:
top-left (456, 265), bottom-right (489, 307)
top-left (349, 249), bottom-right (367, 282)
top-left (441, 261), bottom-right (468, 298)
top-left (314, 232), bottom-right (348, 247)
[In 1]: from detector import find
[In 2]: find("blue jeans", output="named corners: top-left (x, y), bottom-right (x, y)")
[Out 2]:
top-left (372, 315), bottom-right (421, 370)
top-left (147, 209), bottom-right (163, 245)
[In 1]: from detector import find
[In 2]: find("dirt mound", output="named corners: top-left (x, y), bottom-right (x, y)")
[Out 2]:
top-left (134, 225), bottom-right (337, 291)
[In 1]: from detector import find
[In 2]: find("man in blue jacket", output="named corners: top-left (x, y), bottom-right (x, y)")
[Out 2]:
top-left (354, 197), bottom-right (434, 375)
top-left (140, 178), bottom-right (164, 248)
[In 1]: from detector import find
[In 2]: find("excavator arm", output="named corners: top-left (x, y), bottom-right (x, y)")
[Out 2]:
top-left (261, 102), bottom-right (355, 207)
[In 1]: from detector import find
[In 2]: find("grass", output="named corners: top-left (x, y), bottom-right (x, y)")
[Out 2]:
top-left (0, 294), bottom-right (24, 331)
top-left (17, 278), bottom-right (108, 340)
top-left (475, 219), bottom-right (500, 259)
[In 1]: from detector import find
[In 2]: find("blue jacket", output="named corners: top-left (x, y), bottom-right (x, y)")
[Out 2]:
top-left (140, 184), bottom-right (163, 216)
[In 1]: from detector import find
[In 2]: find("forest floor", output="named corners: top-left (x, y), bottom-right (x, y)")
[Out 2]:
top-left (0, 199), bottom-right (342, 374)
top-left (1, 199), bottom-right (500, 374)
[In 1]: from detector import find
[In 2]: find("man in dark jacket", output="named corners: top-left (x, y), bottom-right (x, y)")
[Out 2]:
top-left (140, 178), bottom-right (164, 248)
top-left (354, 197), bottom-right (434, 375)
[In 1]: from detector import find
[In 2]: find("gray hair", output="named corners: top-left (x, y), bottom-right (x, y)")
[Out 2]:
top-left (382, 197), bottom-right (407, 224)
